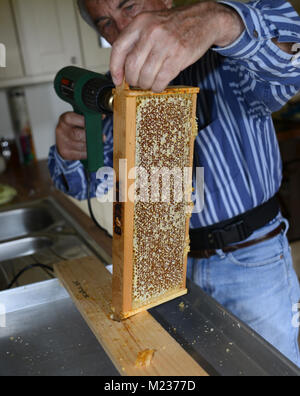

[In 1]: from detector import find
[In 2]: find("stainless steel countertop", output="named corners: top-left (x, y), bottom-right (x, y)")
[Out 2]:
top-left (0, 196), bottom-right (298, 376)
top-left (0, 277), bottom-right (299, 376)
top-left (0, 279), bottom-right (119, 376)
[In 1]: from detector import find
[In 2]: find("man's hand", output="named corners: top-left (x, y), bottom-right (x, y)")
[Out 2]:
top-left (110, 2), bottom-right (245, 92)
top-left (55, 112), bottom-right (87, 161)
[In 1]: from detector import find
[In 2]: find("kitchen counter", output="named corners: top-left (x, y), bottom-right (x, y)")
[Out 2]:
top-left (0, 160), bottom-right (112, 258)
top-left (0, 160), bottom-right (55, 204)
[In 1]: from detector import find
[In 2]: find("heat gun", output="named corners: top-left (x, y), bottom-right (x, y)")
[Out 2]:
top-left (54, 66), bottom-right (114, 173)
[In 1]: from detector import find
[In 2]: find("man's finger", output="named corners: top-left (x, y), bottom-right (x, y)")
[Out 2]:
top-left (125, 45), bottom-right (151, 87)
top-left (67, 150), bottom-right (88, 161)
top-left (151, 56), bottom-right (182, 93)
top-left (61, 112), bottom-right (85, 128)
top-left (70, 141), bottom-right (87, 153)
top-left (110, 23), bottom-right (141, 86)
top-left (137, 47), bottom-right (168, 90)
top-left (72, 128), bottom-right (86, 143)
top-left (124, 29), bottom-right (162, 87)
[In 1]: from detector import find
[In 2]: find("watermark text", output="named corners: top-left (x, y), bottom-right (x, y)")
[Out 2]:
top-left (0, 303), bottom-right (6, 328)
top-left (95, 161), bottom-right (205, 214)
top-left (0, 43), bottom-right (6, 68)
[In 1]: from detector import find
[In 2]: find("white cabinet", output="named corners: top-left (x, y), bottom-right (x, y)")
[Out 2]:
top-left (12, 0), bottom-right (83, 76)
top-left (0, 0), bottom-right (111, 88)
top-left (75, 4), bottom-right (111, 73)
top-left (0, 0), bottom-right (24, 80)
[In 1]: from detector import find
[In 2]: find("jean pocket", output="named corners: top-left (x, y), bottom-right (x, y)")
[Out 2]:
top-left (227, 233), bottom-right (285, 268)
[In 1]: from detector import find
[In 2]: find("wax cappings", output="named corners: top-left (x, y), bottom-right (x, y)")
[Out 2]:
top-left (132, 94), bottom-right (196, 309)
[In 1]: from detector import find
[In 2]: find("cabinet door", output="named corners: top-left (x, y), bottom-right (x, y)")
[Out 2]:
top-left (0, 0), bottom-right (24, 80)
top-left (76, 5), bottom-right (111, 73)
top-left (12, 0), bottom-right (82, 76)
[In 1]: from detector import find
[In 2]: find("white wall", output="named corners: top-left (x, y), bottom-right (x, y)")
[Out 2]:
top-left (24, 82), bottom-right (71, 160)
top-left (0, 82), bottom-right (71, 160)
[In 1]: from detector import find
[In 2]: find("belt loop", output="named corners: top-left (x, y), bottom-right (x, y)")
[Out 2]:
top-left (281, 218), bottom-right (290, 238)
top-left (215, 249), bottom-right (226, 259)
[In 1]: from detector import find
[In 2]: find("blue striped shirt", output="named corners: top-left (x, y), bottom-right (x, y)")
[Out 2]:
top-left (49, 0), bottom-right (300, 229)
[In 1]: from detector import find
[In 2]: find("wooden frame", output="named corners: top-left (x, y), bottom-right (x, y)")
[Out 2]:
top-left (112, 82), bottom-right (199, 321)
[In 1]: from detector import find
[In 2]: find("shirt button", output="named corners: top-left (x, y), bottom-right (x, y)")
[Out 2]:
top-left (253, 30), bottom-right (259, 39)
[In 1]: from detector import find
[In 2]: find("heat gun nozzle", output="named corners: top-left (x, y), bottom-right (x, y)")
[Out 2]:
top-left (101, 89), bottom-right (114, 113)
top-left (82, 78), bottom-right (114, 114)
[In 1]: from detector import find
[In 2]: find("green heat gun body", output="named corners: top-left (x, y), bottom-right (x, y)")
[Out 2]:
top-left (54, 66), bottom-right (114, 173)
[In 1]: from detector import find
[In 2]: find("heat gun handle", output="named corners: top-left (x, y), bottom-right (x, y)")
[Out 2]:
top-left (81, 112), bottom-right (104, 173)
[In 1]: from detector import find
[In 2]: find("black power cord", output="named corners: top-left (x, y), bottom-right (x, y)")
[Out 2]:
top-left (7, 264), bottom-right (54, 290)
top-left (84, 169), bottom-right (112, 238)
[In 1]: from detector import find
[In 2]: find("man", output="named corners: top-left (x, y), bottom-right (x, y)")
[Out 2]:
top-left (49, 0), bottom-right (300, 366)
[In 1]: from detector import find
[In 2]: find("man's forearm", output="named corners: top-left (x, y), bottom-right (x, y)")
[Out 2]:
top-left (211, 2), bottom-right (245, 48)
top-left (215, 1), bottom-right (299, 55)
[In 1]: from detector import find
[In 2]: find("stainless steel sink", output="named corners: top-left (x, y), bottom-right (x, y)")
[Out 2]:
top-left (0, 207), bottom-right (55, 242)
top-left (0, 197), bottom-right (111, 290)
top-left (0, 237), bottom-right (53, 262)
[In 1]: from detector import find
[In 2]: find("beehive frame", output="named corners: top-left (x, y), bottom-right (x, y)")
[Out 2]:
top-left (112, 81), bottom-right (199, 321)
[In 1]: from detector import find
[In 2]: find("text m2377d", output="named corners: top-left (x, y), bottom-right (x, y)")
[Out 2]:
top-left (0, 43), bottom-right (6, 68)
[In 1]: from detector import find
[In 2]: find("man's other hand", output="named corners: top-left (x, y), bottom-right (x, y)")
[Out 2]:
top-left (55, 112), bottom-right (87, 161)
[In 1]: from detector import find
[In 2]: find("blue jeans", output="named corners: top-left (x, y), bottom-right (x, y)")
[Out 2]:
top-left (188, 214), bottom-right (300, 367)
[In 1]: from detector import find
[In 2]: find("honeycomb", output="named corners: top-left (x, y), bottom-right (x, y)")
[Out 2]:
top-left (131, 94), bottom-right (196, 309)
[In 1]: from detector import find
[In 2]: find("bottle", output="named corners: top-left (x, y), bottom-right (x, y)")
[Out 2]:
top-left (8, 88), bottom-right (36, 165)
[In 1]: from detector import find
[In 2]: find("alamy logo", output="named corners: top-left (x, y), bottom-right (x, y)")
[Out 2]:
top-left (0, 303), bottom-right (6, 328)
top-left (0, 43), bottom-right (6, 68)
top-left (292, 43), bottom-right (300, 68)
top-left (94, 162), bottom-right (205, 214)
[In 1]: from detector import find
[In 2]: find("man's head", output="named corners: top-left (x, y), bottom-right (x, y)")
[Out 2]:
top-left (78, 0), bottom-right (173, 44)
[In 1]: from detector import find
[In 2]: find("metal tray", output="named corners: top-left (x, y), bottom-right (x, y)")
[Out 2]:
top-left (0, 277), bottom-right (299, 376)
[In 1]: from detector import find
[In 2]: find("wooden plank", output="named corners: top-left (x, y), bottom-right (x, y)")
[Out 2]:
top-left (54, 256), bottom-right (208, 376)
top-left (112, 82), bottom-right (200, 320)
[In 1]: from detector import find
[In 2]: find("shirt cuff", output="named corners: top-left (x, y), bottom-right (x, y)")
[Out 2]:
top-left (53, 145), bottom-right (82, 173)
top-left (54, 146), bottom-right (87, 195)
top-left (213, 1), bottom-right (276, 59)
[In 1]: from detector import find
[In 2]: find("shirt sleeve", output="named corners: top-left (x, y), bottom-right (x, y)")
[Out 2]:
top-left (214, 0), bottom-right (300, 112)
top-left (48, 115), bottom-right (114, 201)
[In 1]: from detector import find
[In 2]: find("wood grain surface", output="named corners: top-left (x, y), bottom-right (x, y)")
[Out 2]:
top-left (54, 256), bottom-right (208, 377)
